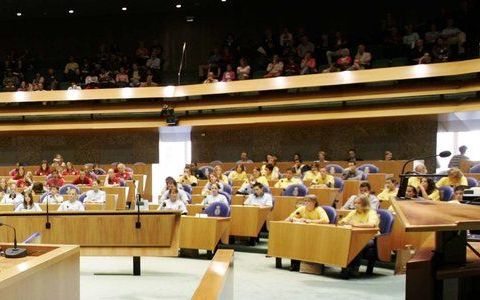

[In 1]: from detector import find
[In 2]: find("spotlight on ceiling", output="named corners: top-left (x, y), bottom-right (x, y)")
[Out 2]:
top-left (122, 7), bottom-right (127, 11)
top-left (186, 16), bottom-right (194, 22)
top-left (176, 4), bottom-right (182, 8)
top-left (16, 12), bottom-right (22, 17)
top-left (68, 9), bottom-right (74, 14)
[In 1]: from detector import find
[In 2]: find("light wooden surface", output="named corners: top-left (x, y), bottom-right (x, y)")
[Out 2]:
top-left (192, 249), bottom-right (234, 300)
top-left (186, 204), bottom-right (205, 216)
top-left (79, 186), bottom-right (129, 210)
top-left (0, 211), bottom-right (180, 256)
top-left (341, 180), bottom-right (361, 205)
top-left (267, 221), bottom-right (378, 267)
top-left (0, 244), bottom-right (80, 300)
top-left (179, 216), bottom-right (231, 251)
top-left (391, 198), bottom-right (480, 232)
top-left (269, 196), bottom-right (305, 222)
top-left (230, 205), bottom-right (272, 237)
top-left (367, 173), bottom-right (390, 194)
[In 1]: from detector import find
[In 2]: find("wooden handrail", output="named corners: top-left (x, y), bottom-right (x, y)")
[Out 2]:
top-left (192, 249), bottom-right (234, 300)
top-left (0, 59), bottom-right (478, 104)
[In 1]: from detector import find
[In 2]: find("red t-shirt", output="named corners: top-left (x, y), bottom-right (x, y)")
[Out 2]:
top-left (47, 178), bottom-right (65, 188)
top-left (115, 172), bottom-right (132, 181)
top-left (73, 177), bottom-right (93, 186)
top-left (12, 174), bottom-right (25, 180)
top-left (35, 168), bottom-right (51, 176)
top-left (16, 179), bottom-right (32, 188)
top-left (107, 176), bottom-right (122, 185)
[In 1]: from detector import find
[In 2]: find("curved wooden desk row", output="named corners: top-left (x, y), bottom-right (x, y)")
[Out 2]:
top-left (192, 249), bottom-right (234, 300)
top-left (1, 59), bottom-right (478, 103)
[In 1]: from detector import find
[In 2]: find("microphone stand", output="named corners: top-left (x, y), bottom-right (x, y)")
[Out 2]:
top-left (45, 195), bottom-right (51, 229)
top-left (135, 194), bottom-right (142, 229)
top-left (0, 223), bottom-right (27, 258)
top-left (177, 42), bottom-right (187, 86)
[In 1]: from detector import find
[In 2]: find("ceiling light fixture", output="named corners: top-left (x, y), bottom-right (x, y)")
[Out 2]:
top-left (68, 9), bottom-right (74, 14)
top-left (176, 4), bottom-right (182, 8)
top-left (16, 12), bottom-right (22, 17)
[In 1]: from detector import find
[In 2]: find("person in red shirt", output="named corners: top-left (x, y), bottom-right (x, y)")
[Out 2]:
top-left (12, 165), bottom-right (26, 181)
top-left (72, 170), bottom-right (93, 186)
top-left (115, 163), bottom-right (133, 180)
top-left (16, 171), bottom-right (34, 188)
top-left (105, 168), bottom-right (123, 187)
top-left (46, 170), bottom-right (65, 189)
top-left (63, 161), bottom-right (79, 176)
top-left (35, 160), bottom-right (51, 176)
top-left (9, 162), bottom-right (21, 177)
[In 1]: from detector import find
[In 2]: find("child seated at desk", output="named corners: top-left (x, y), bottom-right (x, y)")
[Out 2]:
top-left (285, 195), bottom-right (329, 224)
top-left (201, 183), bottom-right (229, 206)
top-left (243, 182), bottom-right (273, 206)
top-left (58, 189), bottom-right (85, 211)
top-left (15, 191), bottom-right (42, 212)
top-left (42, 186), bottom-right (64, 204)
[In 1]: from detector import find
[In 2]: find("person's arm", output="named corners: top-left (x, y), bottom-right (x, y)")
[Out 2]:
top-left (460, 176), bottom-right (468, 187)
top-left (201, 185), bottom-right (210, 196)
top-left (78, 202), bottom-right (85, 211)
top-left (338, 210), bottom-right (354, 225)
top-left (243, 194), bottom-right (252, 205)
top-left (285, 207), bottom-right (302, 222)
top-left (274, 180), bottom-right (281, 188)
top-left (342, 196), bottom-right (354, 210)
top-left (370, 195), bottom-right (380, 210)
top-left (418, 184), bottom-right (430, 199)
top-left (265, 194), bottom-right (273, 207)
top-left (352, 210), bottom-right (379, 228)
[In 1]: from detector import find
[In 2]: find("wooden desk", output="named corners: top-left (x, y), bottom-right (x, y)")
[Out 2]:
top-left (179, 216), bottom-right (230, 251)
top-left (191, 194), bottom-right (205, 204)
top-left (0, 211), bottom-right (180, 257)
top-left (308, 188), bottom-right (338, 206)
top-left (230, 205), bottom-right (271, 237)
top-left (268, 221), bottom-right (377, 268)
top-left (192, 249), bottom-right (234, 300)
top-left (0, 244), bottom-right (79, 300)
top-left (79, 186), bottom-right (129, 210)
top-left (232, 194), bottom-right (246, 205)
top-left (187, 204), bottom-right (205, 216)
top-left (367, 173), bottom-right (390, 194)
top-left (270, 196), bottom-right (304, 222)
top-left (341, 180), bottom-right (361, 205)
top-left (270, 187), bottom-right (284, 196)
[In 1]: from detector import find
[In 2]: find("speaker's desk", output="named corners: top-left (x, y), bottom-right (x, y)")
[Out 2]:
top-left (0, 211), bottom-right (180, 257)
top-left (267, 221), bottom-right (378, 268)
top-left (0, 243), bottom-right (80, 300)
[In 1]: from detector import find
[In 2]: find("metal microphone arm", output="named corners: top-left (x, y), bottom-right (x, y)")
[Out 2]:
top-left (177, 42), bottom-right (187, 86)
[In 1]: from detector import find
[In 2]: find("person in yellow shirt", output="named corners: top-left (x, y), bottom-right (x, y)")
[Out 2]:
top-left (228, 164), bottom-right (248, 183)
top-left (436, 168), bottom-right (468, 188)
top-left (213, 165), bottom-right (229, 185)
top-left (376, 177), bottom-right (398, 204)
top-left (303, 163), bottom-right (319, 182)
top-left (252, 167), bottom-right (269, 187)
top-left (310, 167), bottom-right (334, 188)
top-left (177, 167), bottom-right (198, 186)
top-left (285, 194), bottom-right (330, 224)
top-left (274, 168), bottom-right (302, 189)
top-left (261, 155), bottom-right (280, 179)
top-left (263, 164), bottom-right (279, 181)
top-left (418, 177), bottom-right (440, 201)
top-left (407, 164), bottom-right (427, 188)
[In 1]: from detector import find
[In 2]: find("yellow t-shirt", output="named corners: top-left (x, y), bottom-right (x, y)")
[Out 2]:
top-left (302, 171), bottom-right (317, 182)
top-left (177, 175), bottom-right (198, 186)
top-left (289, 206), bottom-right (329, 222)
top-left (217, 174), bottom-right (229, 185)
top-left (428, 189), bottom-right (440, 201)
top-left (312, 174), bottom-right (335, 187)
top-left (377, 188), bottom-right (398, 202)
top-left (436, 176), bottom-right (468, 188)
top-left (408, 177), bottom-right (422, 188)
top-left (228, 171), bottom-right (248, 182)
top-left (253, 176), bottom-right (269, 187)
top-left (340, 209), bottom-right (380, 227)
top-left (274, 177), bottom-right (302, 189)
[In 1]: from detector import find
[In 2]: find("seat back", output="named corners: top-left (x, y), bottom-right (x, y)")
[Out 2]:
top-left (222, 184), bottom-right (232, 195)
top-left (39, 192), bottom-right (50, 203)
top-left (467, 177), bottom-right (478, 188)
top-left (377, 209), bottom-right (394, 235)
top-left (204, 202), bottom-right (230, 217)
top-left (199, 166), bottom-right (214, 178)
top-left (469, 164), bottom-right (480, 173)
top-left (78, 192), bottom-right (87, 203)
top-left (321, 206), bottom-right (337, 224)
top-left (282, 184), bottom-right (308, 197)
top-left (358, 164), bottom-right (380, 174)
top-left (182, 184), bottom-right (192, 194)
top-left (334, 177), bottom-right (344, 192)
top-left (439, 186), bottom-right (454, 201)
top-left (210, 160), bottom-right (223, 165)
top-left (218, 191), bottom-right (232, 204)
top-left (325, 164), bottom-right (344, 174)
top-left (59, 184), bottom-right (80, 195)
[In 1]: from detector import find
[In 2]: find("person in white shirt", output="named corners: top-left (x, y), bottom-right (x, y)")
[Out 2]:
top-left (160, 179), bottom-right (189, 205)
top-left (58, 189), bottom-right (85, 212)
top-left (42, 186), bottom-right (64, 204)
top-left (84, 180), bottom-right (106, 203)
top-left (15, 192), bottom-right (42, 212)
top-left (158, 186), bottom-right (188, 214)
top-left (244, 183), bottom-right (273, 207)
top-left (201, 183), bottom-right (229, 206)
top-left (342, 182), bottom-right (380, 210)
top-left (2, 184), bottom-right (24, 208)
top-left (201, 174), bottom-right (224, 197)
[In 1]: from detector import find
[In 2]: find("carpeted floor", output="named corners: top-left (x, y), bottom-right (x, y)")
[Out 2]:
top-left (80, 252), bottom-right (405, 300)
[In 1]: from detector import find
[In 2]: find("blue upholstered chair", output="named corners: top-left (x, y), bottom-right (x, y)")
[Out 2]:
top-left (321, 206), bottom-right (337, 224)
top-left (40, 192), bottom-right (50, 203)
top-left (325, 164), bottom-right (344, 174)
top-left (334, 177), bottom-right (344, 192)
top-left (218, 191), bottom-right (232, 204)
top-left (59, 184), bottom-right (80, 195)
top-left (358, 164), bottom-right (380, 173)
top-left (365, 209), bottom-right (395, 274)
top-left (205, 202), bottom-right (230, 217)
top-left (439, 186), bottom-right (454, 201)
top-left (282, 184), bottom-right (308, 197)
top-left (469, 164), bottom-right (480, 173)
top-left (78, 192), bottom-right (87, 203)
top-left (467, 177), bottom-right (478, 188)
top-left (222, 184), bottom-right (233, 195)
top-left (182, 184), bottom-right (192, 194)
top-left (199, 166), bottom-right (214, 178)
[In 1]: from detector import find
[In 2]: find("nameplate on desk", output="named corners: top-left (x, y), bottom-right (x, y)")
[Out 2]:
top-left (195, 213), bottom-right (208, 218)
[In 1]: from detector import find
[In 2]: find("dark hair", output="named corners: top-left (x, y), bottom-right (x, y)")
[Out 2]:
top-left (386, 177), bottom-right (397, 184)
top-left (165, 176), bottom-right (175, 183)
top-left (454, 186), bottom-right (465, 193)
top-left (40, 160), bottom-right (49, 170)
top-left (32, 182), bottom-right (45, 194)
top-left (210, 182), bottom-right (221, 190)
top-left (94, 179), bottom-right (101, 184)
top-left (22, 191), bottom-right (34, 208)
top-left (406, 185), bottom-right (418, 198)
top-left (359, 182), bottom-right (371, 191)
top-left (253, 182), bottom-right (264, 190)
top-left (265, 164), bottom-right (274, 172)
top-left (423, 178), bottom-right (437, 195)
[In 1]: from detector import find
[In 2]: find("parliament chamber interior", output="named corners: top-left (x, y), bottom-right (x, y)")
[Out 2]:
top-left (0, 0), bottom-right (480, 299)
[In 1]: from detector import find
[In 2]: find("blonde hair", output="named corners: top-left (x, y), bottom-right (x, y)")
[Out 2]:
top-left (448, 167), bottom-right (463, 179)
top-left (304, 194), bottom-right (319, 207)
top-left (354, 194), bottom-right (371, 210)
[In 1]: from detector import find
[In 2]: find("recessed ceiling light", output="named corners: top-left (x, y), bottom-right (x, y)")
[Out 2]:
top-left (186, 16), bottom-right (194, 22)
top-left (16, 12), bottom-right (22, 17)
top-left (176, 4), bottom-right (182, 8)
top-left (68, 9), bottom-right (74, 14)
top-left (221, 0), bottom-right (227, 2)
top-left (122, 7), bottom-right (127, 11)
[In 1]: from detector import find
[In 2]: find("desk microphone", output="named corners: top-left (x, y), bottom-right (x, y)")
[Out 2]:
top-left (45, 195), bottom-right (51, 229)
top-left (0, 223), bottom-right (27, 258)
top-left (397, 151), bottom-right (451, 198)
top-left (135, 194), bottom-right (142, 229)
